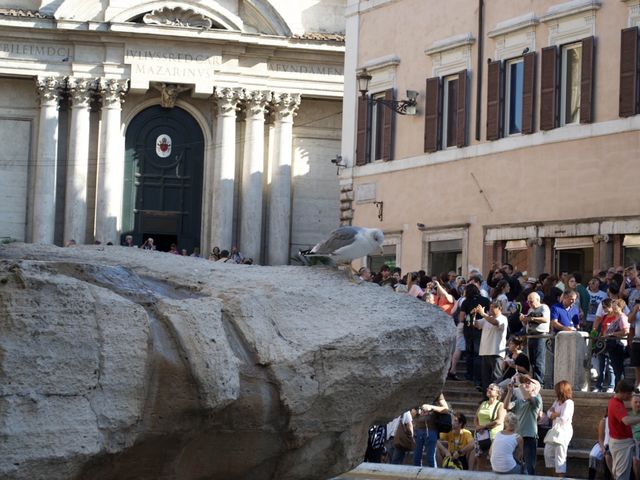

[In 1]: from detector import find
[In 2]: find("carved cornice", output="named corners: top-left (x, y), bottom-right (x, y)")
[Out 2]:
top-left (36, 76), bottom-right (63, 106)
top-left (243, 90), bottom-right (270, 118)
top-left (272, 93), bottom-right (301, 121)
top-left (0, 8), bottom-right (51, 19)
top-left (143, 7), bottom-right (214, 29)
top-left (213, 87), bottom-right (242, 116)
top-left (98, 78), bottom-right (128, 108)
top-left (67, 77), bottom-right (95, 108)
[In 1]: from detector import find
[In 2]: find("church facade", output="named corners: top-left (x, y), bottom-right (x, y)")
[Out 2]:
top-left (0, 0), bottom-right (345, 264)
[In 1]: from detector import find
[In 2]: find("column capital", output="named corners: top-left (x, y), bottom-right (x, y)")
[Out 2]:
top-left (272, 93), bottom-right (301, 122)
top-left (36, 76), bottom-right (63, 106)
top-left (98, 78), bottom-right (128, 109)
top-left (243, 90), bottom-right (271, 118)
top-left (213, 87), bottom-right (242, 116)
top-left (67, 77), bottom-right (95, 108)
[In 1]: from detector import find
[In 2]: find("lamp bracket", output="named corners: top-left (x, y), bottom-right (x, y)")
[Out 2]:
top-left (373, 201), bottom-right (384, 222)
top-left (371, 95), bottom-right (417, 115)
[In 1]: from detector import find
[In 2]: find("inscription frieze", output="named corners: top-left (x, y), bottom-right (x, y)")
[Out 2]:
top-left (125, 45), bottom-right (220, 82)
top-left (268, 62), bottom-right (343, 76)
top-left (0, 40), bottom-right (72, 61)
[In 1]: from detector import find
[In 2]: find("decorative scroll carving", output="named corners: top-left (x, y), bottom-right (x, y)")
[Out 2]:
top-left (213, 87), bottom-right (242, 115)
top-left (35, 76), bottom-right (63, 106)
top-left (271, 93), bottom-right (301, 121)
top-left (243, 90), bottom-right (270, 117)
top-left (143, 7), bottom-right (213, 29)
top-left (98, 78), bottom-right (128, 108)
top-left (153, 83), bottom-right (191, 108)
top-left (67, 77), bottom-right (95, 108)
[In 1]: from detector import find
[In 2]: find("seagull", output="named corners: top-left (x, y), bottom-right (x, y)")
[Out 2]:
top-left (298, 226), bottom-right (384, 280)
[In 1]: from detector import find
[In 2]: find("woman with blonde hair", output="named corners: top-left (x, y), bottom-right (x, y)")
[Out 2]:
top-left (490, 412), bottom-right (523, 474)
top-left (544, 380), bottom-right (575, 477)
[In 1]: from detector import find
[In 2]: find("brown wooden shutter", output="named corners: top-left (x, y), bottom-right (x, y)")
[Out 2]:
top-left (486, 60), bottom-right (502, 141)
top-left (356, 96), bottom-right (368, 165)
top-left (619, 26), bottom-right (639, 118)
top-left (424, 77), bottom-right (441, 153)
top-left (540, 45), bottom-right (558, 131)
top-left (522, 51), bottom-right (537, 134)
top-left (580, 36), bottom-right (595, 124)
top-left (381, 89), bottom-right (394, 161)
top-left (456, 70), bottom-right (468, 148)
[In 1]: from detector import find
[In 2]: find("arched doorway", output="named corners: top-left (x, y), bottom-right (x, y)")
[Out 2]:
top-left (123, 105), bottom-right (204, 253)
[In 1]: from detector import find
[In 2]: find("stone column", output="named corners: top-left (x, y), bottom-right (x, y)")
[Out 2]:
top-left (210, 87), bottom-right (241, 251)
top-left (240, 91), bottom-right (269, 263)
top-left (32, 76), bottom-right (63, 244)
top-left (267, 93), bottom-right (300, 265)
top-left (95, 78), bottom-right (128, 244)
top-left (554, 331), bottom-right (589, 391)
top-left (64, 78), bottom-right (94, 245)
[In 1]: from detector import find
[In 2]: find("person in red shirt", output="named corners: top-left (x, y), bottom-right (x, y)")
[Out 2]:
top-left (608, 380), bottom-right (640, 480)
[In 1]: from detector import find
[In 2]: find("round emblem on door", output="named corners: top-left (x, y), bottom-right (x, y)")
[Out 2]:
top-left (156, 134), bottom-right (172, 158)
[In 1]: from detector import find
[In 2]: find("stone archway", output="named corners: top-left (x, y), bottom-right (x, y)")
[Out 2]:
top-left (123, 105), bottom-right (204, 253)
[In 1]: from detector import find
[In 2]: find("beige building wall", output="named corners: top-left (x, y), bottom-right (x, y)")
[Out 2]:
top-left (345, 0), bottom-right (640, 276)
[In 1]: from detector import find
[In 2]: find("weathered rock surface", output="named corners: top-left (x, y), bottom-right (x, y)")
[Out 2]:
top-left (0, 243), bottom-right (455, 480)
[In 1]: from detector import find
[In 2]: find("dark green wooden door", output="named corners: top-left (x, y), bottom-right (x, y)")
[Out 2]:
top-left (124, 106), bottom-right (204, 253)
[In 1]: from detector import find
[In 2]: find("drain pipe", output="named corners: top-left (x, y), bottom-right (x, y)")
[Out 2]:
top-left (475, 0), bottom-right (484, 141)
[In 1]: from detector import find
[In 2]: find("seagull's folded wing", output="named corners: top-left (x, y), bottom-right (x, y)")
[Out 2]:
top-left (311, 227), bottom-right (360, 255)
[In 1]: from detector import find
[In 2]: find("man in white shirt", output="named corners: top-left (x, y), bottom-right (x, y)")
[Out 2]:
top-left (585, 277), bottom-right (608, 329)
top-left (474, 299), bottom-right (508, 393)
top-left (520, 292), bottom-right (551, 387)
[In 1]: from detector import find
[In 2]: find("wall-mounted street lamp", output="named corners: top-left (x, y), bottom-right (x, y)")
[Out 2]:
top-left (356, 69), bottom-right (418, 115)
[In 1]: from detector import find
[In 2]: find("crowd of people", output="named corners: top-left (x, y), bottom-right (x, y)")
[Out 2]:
top-left (116, 235), bottom-right (255, 264)
top-left (361, 262), bottom-right (640, 478)
top-left (358, 262), bottom-right (640, 393)
top-left (365, 376), bottom-right (574, 476)
top-left (366, 377), bottom-right (640, 479)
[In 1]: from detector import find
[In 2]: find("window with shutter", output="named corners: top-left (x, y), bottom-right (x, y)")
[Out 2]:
top-left (505, 59), bottom-right (524, 135)
top-left (456, 70), bottom-right (468, 148)
top-left (381, 89), bottom-right (394, 161)
top-left (486, 60), bottom-right (502, 141)
top-left (560, 42), bottom-right (582, 126)
top-left (540, 45), bottom-right (558, 131)
top-left (443, 76), bottom-right (458, 148)
top-left (370, 93), bottom-right (385, 161)
top-left (580, 36), bottom-right (595, 124)
top-left (424, 77), bottom-right (441, 153)
top-left (356, 96), bottom-right (368, 165)
top-left (619, 26), bottom-right (639, 118)
top-left (522, 51), bottom-right (536, 134)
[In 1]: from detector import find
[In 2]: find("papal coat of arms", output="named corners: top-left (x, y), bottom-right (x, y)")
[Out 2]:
top-left (156, 134), bottom-right (172, 158)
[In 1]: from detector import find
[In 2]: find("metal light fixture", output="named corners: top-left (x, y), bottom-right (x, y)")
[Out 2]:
top-left (356, 68), bottom-right (418, 115)
top-left (330, 155), bottom-right (346, 175)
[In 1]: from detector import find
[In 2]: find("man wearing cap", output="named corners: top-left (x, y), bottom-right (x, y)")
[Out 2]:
top-left (503, 374), bottom-right (543, 475)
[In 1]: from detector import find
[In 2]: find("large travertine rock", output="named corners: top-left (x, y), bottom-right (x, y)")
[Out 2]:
top-left (0, 243), bottom-right (455, 480)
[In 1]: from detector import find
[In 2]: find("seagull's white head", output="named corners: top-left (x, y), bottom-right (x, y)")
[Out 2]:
top-left (367, 228), bottom-right (384, 254)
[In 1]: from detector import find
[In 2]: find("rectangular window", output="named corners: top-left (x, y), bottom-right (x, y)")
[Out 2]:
top-left (370, 93), bottom-right (385, 161)
top-left (368, 244), bottom-right (397, 272)
top-left (505, 59), bottom-right (524, 135)
top-left (429, 239), bottom-right (462, 275)
top-left (442, 76), bottom-right (458, 148)
top-left (560, 42), bottom-right (582, 126)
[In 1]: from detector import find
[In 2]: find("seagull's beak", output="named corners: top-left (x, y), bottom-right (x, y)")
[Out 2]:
top-left (377, 245), bottom-right (384, 255)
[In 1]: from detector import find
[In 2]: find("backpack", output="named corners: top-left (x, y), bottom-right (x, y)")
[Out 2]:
top-left (435, 411), bottom-right (453, 434)
top-left (442, 455), bottom-right (463, 469)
